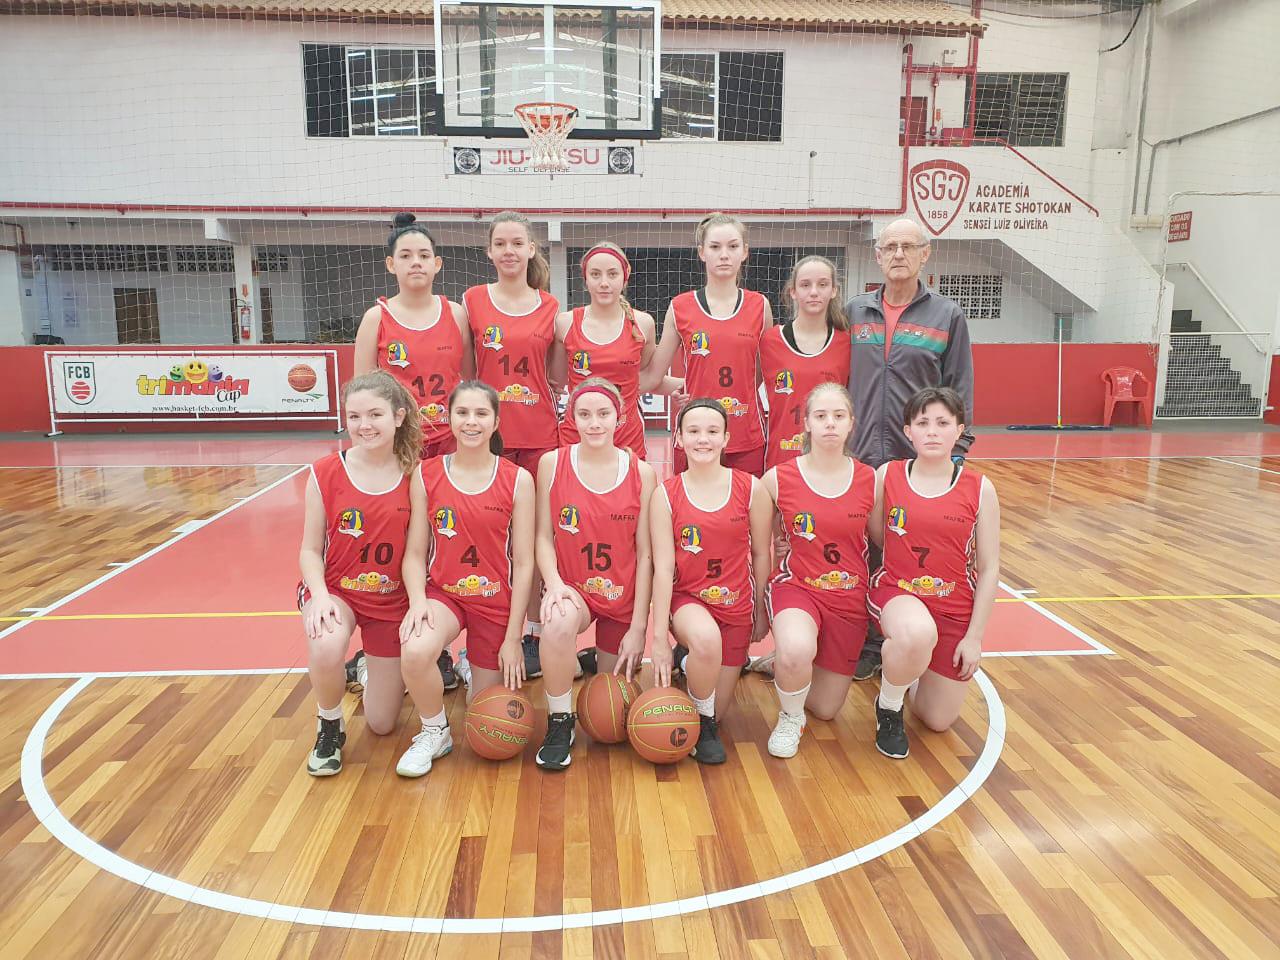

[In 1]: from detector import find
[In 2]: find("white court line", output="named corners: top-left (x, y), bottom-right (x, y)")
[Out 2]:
top-left (1205, 456), bottom-right (1280, 476)
top-left (0, 668), bottom-right (308, 681)
top-left (19, 671), bottom-right (1006, 933)
top-left (998, 581), bottom-right (1113, 656)
top-left (984, 649), bottom-right (1112, 659)
top-left (0, 466), bottom-right (307, 645)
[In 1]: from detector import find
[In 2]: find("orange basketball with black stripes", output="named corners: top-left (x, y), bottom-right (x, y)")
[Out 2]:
top-left (576, 673), bottom-right (642, 744)
top-left (626, 687), bottom-right (701, 764)
top-left (465, 685), bottom-right (535, 760)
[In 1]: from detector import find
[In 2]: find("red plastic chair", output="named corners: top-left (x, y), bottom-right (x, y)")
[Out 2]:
top-left (1102, 366), bottom-right (1153, 426)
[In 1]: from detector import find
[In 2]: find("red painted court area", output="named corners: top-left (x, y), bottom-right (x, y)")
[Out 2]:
top-left (0, 444), bottom-right (1110, 677)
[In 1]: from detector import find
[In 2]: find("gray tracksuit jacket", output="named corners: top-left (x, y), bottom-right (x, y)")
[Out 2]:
top-left (845, 282), bottom-right (975, 468)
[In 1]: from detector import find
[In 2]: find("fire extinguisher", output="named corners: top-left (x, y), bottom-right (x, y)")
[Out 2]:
top-left (238, 300), bottom-right (253, 344)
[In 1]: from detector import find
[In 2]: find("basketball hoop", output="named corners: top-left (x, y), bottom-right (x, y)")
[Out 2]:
top-left (514, 102), bottom-right (579, 173)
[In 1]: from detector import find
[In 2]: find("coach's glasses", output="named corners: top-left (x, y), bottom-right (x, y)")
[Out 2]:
top-left (876, 242), bottom-right (928, 256)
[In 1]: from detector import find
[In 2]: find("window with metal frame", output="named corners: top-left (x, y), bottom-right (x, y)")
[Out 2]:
top-left (970, 73), bottom-right (1067, 147)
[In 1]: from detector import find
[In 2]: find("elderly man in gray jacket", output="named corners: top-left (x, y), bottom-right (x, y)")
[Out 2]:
top-left (847, 218), bottom-right (975, 680)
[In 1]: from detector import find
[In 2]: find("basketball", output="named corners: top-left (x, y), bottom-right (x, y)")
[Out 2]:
top-left (287, 363), bottom-right (317, 392)
top-left (626, 687), bottom-right (700, 764)
top-left (465, 685), bottom-right (535, 760)
top-left (577, 673), bottom-right (641, 744)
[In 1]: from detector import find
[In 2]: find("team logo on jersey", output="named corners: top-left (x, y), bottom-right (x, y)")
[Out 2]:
top-left (498, 384), bottom-right (539, 405)
top-left (340, 571), bottom-right (401, 594)
top-left (719, 397), bottom-right (748, 417)
top-left (679, 524), bottom-right (703, 554)
top-left (804, 570), bottom-right (859, 591)
top-left (773, 370), bottom-right (795, 395)
top-left (779, 434), bottom-right (804, 452)
top-left (699, 584), bottom-right (740, 607)
top-left (571, 350), bottom-right (591, 376)
top-left (856, 324), bottom-right (873, 342)
top-left (791, 512), bottom-right (817, 541)
top-left (898, 575), bottom-right (956, 598)
top-left (445, 574), bottom-right (501, 598)
top-left (434, 506), bottom-right (459, 539)
top-left (689, 331), bottom-right (711, 356)
top-left (336, 508), bottom-right (366, 538)
top-left (481, 325), bottom-right (504, 351)
top-left (421, 402), bottom-right (446, 425)
top-left (386, 341), bottom-right (410, 368)
top-left (558, 505), bottom-right (581, 534)
top-left (582, 576), bottom-right (624, 601)
top-left (887, 506), bottom-right (907, 536)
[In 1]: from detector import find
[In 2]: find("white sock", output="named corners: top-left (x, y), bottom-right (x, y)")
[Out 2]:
top-left (546, 690), bottom-right (572, 714)
top-left (526, 621), bottom-right (542, 637)
top-left (677, 649), bottom-right (689, 673)
top-left (878, 679), bottom-right (909, 712)
top-left (691, 691), bottom-right (716, 718)
top-left (776, 683), bottom-right (810, 718)
top-left (317, 703), bottom-right (344, 723)
top-left (420, 709), bottom-right (446, 729)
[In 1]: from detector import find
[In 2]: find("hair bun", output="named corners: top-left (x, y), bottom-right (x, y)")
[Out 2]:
top-left (393, 212), bottom-right (417, 227)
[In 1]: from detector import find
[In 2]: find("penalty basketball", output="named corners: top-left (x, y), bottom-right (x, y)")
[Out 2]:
top-left (577, 673), bottom-right (641, 744)
top-left (465, 685), bottom-right (535, 760)
top-left (626, 687), bottom-right (700, 764)
top-left (287, 363), bottom-right (318, 392)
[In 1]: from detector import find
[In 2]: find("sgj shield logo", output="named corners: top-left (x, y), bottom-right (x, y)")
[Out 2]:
top-left (909, 160), bottom-right (971, 237)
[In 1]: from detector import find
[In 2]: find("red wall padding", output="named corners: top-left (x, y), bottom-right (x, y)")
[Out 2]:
top-left (0, 342), bottom-right (1165, 434)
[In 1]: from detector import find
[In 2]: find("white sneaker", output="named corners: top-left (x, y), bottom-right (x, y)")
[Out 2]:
top-left (455, 650), bottom-right (472, 688)
top-left (743, 654), bottom-right (776, 678)
top-left (396, 724), bottom-right (453, 778)
top-left (767, 711), bottom-right (805, 759)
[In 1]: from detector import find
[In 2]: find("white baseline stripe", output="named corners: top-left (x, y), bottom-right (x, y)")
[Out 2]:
top-left (21, 672), bottom-right (1006, 933)
top-left (0, 466), bottom-right (307, 645)
top-left (1205, 456), bottom-right (1280, 477)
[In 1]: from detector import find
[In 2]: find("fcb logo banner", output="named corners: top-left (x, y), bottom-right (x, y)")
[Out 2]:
top-left (45, 350), bottom-right (336, 421)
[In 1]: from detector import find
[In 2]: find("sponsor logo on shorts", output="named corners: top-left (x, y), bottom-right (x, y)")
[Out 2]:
top-left (699, 584), bottom-right (740, 607)
top-left (444, 575), bottom-right (502, 598)
top-left (340, 571), bottom-right (402, 594)
top-left (804, 570), bottom-right (859, 591)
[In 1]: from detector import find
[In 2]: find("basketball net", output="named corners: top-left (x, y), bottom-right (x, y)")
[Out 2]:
top-left (514, 102), bottom-right (579, 173)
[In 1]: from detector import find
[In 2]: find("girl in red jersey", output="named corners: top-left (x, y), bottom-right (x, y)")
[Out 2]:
top-left (551, 242), bottom-right (683, 460)
top-left (534, 378), bottom-right (658, 770)
top-left (353, 212), bottom-right (474, 693)
top-left (866, 386), bottom-right (1000, 760)
top-left (650, 399), bottom-right (774, 764)
top-left (761, 383), bottom-right (874, 758)
top-left (760, 256), bottom-right (852, 470)
top-left (353, 213), bottom-right (475, 460)
top-left (464, 211), bottom-right (561, 678)
top-left (298, 371), bottom-right (423, 777)
top-left (647, 213), bottom-right (775, 476)
top-left (395, 381), bottom-right (536, 777)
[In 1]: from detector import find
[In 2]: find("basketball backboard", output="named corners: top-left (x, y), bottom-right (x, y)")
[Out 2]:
top-left (433, 0), bottom-right (661, 139)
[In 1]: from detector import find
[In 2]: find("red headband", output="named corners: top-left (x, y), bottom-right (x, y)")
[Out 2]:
top-left (581, 245), bottom-right (631, 283)
top-left (569, 382), bottom-right (622, 419)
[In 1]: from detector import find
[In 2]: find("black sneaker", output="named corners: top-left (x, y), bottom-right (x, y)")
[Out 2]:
top-left (344, 650), bottom-right (366, 694)
top-left (536, 712), bottom-right (576, 771)
top-left (522, 634), bottom-right (543, 679)
top-left (671, 642), bottom-right (690, 676)
top-left (853, 643), bottom-right (882, 682)
top-left (438, 649), bottom-right (459, 692)
top-left (874, 699), bottom-right (909, 760)
top-left (576, 647), bottom-right (598, 677)
top-left (691, 714), bottom-right (726, 765)
top-left (307, 716), bottom-right (346, 776)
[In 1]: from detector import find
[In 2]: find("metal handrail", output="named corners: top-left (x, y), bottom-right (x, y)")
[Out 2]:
top-left (1165, 261), bottom-right (1268, 355)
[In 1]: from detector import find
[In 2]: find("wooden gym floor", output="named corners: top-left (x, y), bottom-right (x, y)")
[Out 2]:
top-left (0, 431), bottom-right (1277, 959)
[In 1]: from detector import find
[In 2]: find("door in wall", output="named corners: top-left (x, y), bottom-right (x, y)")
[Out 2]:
top-left (114, 288), bottom-right (160, 344)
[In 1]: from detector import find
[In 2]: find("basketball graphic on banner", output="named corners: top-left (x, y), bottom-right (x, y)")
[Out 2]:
top-left (288, 364), bottom-right (318, 392)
